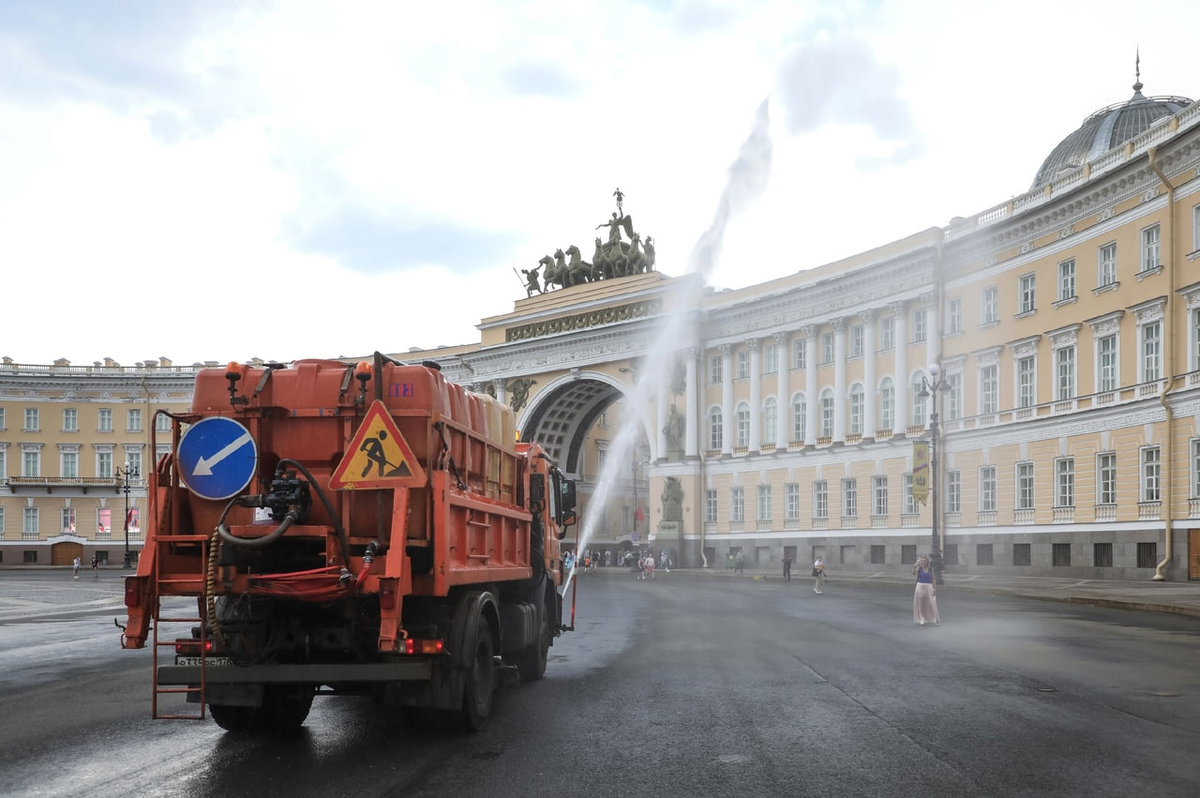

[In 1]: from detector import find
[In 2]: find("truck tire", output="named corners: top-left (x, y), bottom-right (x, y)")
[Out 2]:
top-left (461, 625), bottom-right (496, 732)
top-left (209, 685), bottom-right (313, 733)
top-left (513, 602), bottom-right (549, 682)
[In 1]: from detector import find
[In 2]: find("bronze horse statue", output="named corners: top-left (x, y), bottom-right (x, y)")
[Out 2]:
top-left (565, 244), bottom-right (592, 286)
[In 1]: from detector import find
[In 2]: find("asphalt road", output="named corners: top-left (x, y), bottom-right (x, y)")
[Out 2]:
top-left (2, 571), bottom-right (1200, 797)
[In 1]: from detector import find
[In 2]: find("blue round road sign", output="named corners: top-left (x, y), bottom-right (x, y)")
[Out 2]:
top-left (177, 417), bottom-right (258, 500)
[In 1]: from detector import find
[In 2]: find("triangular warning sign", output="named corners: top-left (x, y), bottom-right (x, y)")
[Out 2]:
top-left (329, 400), bottom-right (427, 490)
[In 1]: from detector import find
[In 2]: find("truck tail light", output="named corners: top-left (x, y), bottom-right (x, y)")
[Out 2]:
top-left (403, 638), bottom-right (444, 655)
top-left (174, 639), bottom-right (214, 655)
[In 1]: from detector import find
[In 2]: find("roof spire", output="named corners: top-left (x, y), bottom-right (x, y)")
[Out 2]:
top-left (1133, 47), bottom-right (1143, 94)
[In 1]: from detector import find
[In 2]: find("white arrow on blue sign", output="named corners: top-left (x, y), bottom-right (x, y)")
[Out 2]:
top-left (177, 417), bottom-right (258, 501)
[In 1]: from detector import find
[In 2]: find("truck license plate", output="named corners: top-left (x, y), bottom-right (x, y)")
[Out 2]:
top-left (175, 656), bottom-right (232, 666)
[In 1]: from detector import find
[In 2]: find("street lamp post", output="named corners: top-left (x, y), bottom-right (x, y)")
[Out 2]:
top-left (116, 465), bottom-right (139, 569)
top-left (918, 363), bottom-right (947, 585)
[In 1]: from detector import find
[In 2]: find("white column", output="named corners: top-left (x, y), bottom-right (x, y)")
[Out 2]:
top-left (804, 328), bottom-right (818, 446)
top-left (721, 344), bottom-right (734, 456)
top-left (925, 295), bottom-right (939, 370)
top-left (656, 369), bottom-right (668, 461)
top-left (685, 347), bottom-right (699, 458)
top-left (748, 338), bottom-right (761, 452)
top-left (775, 332), bottom-right (791, 449)
top-left (892, 302), bottom-right (908, 433)
top-left (494, 378), bottom-right (507, 406)
top-left (862, 310), bottom-right (877, 439)
top-left (832, 320), bottom-right (847, 442)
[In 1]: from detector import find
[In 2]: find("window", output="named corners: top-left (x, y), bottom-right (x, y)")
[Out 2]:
top-left (1016, 462), bottom-right (1035, 510)
top-left (872, 476), bottom-right (888, 517)
top-left (1142, 224), bottom-right (1161, 272)
top-left (757, 485), bottom-right (772, 521)
top-left (22, 448), bottom-right (40, 478)
top-left (730, 487), bottom-right (744, 523)
top-left (1013, 543), bottom-right (1032, 566)
top-left (1055, 457), bottom-right (1074, 507)
top-left (819, 389), bottom-right (834, 438)
top-left (792, 339), bottom-right (806, 370)
top-left (708, 407), bottom-right (723, 450)
top-left (155, 413), bottom-right (171, 433)
top-left (1094, 542), bottom-right (1113, 568)
top-left (880, 316), bottom-right (894, 350)
top-left (813, 481), bottom-right (828, 519)
top-left (127, 409), bottom-right (142, 433)
top-left (98, 409), bottom-right (113, 432)
top-left (979, 466), bottom-right (997, 512)
top-left (0, 407), bottom-right (5, 429)
top-left (1018, 273), bottom-right (1036, 314)
top-left (1194, 204), bottom-right (1200, 252)
top-left (945, 470), bottom-right (961, 513)
top-left (23, 507), bottom-right (39, 536)
top-left (1017, 356), bottom-right (1036, 408)
top-left (1057, 259), bottom-right (1076, 301)
top-left (735, 402), bottom-right (750, 448)
top-left (1097, 452), bottom-right (1117, 505)
top-left (980, 365), bottom-right (999, 415)
top-left (736, 350), bottom-right (749, 380)
top-left (1053, 543), bottom-right (1071, 567)
top-left (1098, 242), bottom-right (1117, 287)
top-left (0, 507), bottom-right (3, 535)
top-left (63, 408), bottom-right (78, 432)
top-left (61, 450), bottom-right (78, 479)
top-left (879, 378), bottom-right (895, 432)
top-left (870, 545), bottom-right (885, 565)
top-left (1055, 346), bottom-right (1076, 400)
top-left (850, 325), bottom-right (864, 357)
top-left (762, 398), bottom-right (777, 444)
top-left (903, 473), bottom-right (915, 515)
top-left (901, 545), bottom-right (917, 565)
top-left (97, 450), bottom-right (113, 480)
top-left (704, 490), bottom-right (718, 524)
top-left (1142, 321), bottom-right (1162, 382)
top-left (977, 544), bottom-right (994, 566)
top-left (62, 507), bottom-right (76, 534)
top-left (1098, 334), bottom-right (1118, 392)
top-left (981, 286), bottom-right (998, 324)
top-left (1142, 447), bottom-right (1161, 502)
top-left (842, 478), bottom-right (858, 518)
top-left (946, 298), bottom-right (962, 334)
top-left (821, 333), bottom-right (834, 364)
top-left (125, 451), bottom-right (142, 479)
top-left (945, 372), bottom-right (962, 421)
top-left (1137, 542), bottom-right (1157, 568)
top-left (911, 373), bottom-right (927, 426)
top-left (765, 344), bottom-right (778, 373)
top-left (848, 384), bottom-right (864, 435)
top-left (24, 408), bottom-right (39, 432)
top-left (1193, 440), bottom-right (1200, 499)
top-left (791, 393), bottom-right (806, 442)
top-left (785, 483), bottom-right (799, 520)
top-left (912, 309), bottom-right (927, 342)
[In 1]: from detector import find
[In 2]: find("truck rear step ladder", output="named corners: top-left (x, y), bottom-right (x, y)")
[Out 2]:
top-left (151, 533), bottom-right (212, 720)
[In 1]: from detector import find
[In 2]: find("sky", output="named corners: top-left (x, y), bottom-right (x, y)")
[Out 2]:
top-left (2, 0), bottom-right (1197, 367)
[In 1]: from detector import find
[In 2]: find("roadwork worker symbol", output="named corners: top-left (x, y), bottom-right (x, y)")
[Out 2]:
top-left (329, 400), bottom-right (426, 490)
top-left (360, 430), bottom-right (411, 478)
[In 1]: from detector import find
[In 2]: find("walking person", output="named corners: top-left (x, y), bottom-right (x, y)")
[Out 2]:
top-left (73, 555), bottom-right (81, 579)
top-left (782, 553), bottom-right (792, 582)
top-left (912, 556), bottom-right (940, 626)
top-left (91, 555), bottom-right (99, 578)
top-left (812, 555), bottom-right (825, 593)
top-left (734, 551), bottom-right (745, 574)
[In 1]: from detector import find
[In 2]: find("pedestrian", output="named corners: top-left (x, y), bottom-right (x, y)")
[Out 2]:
top-left (73, 555), bottom-right (81, 579)
top-left (644, 555), bottom-right (655, 580)
top-left (912, 556), bottom-right (940, 626)
top-left (812, 555), bottom-right (825, 593)
top-left (782, 553), bottom-right (792, 582)
top-left (734, 551), bottom-right (745, 574)
top-left (91, 555), bottom-right (99, 578)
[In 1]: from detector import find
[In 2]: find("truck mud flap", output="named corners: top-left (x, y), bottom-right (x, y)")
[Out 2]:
top-left (158, 661), bottom-right (433, 686)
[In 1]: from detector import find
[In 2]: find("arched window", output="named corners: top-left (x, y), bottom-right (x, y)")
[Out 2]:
top-left (848, 383), bottom-right (864, 435)
top-left (763, 397), bottom-right (777, 445)
top-left (820, 388), bottom-right (835, 438)
top-left (879, 377), bottom-right (895, 432)
top-left (791, 392), bottom-right (806, 443)
top-left (708, 406), bottom-right (723, 450)
top-left (911, 371), bottom-right (928, 426)
top-left (735, 402), bottom-right (750, 448)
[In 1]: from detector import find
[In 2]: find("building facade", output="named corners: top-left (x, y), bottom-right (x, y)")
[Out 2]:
top-left (0, 358), bottom-right (199, 566)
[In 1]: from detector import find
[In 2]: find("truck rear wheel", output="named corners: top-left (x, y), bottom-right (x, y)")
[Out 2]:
top-left (514, 602), bottom-right (549, 682)
top-left (461, 626), bottom-right (496, 732)
top-left (209, 685), bottom-right (313, 733)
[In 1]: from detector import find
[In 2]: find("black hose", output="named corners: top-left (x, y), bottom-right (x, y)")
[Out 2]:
top-left (276, 458), bottom-right (353, 565)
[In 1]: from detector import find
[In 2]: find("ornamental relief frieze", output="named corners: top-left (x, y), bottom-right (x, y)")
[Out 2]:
top-left (465, 331), bottom-right (651, 377)
top-left (504, 299), bottom-right (662, 343)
